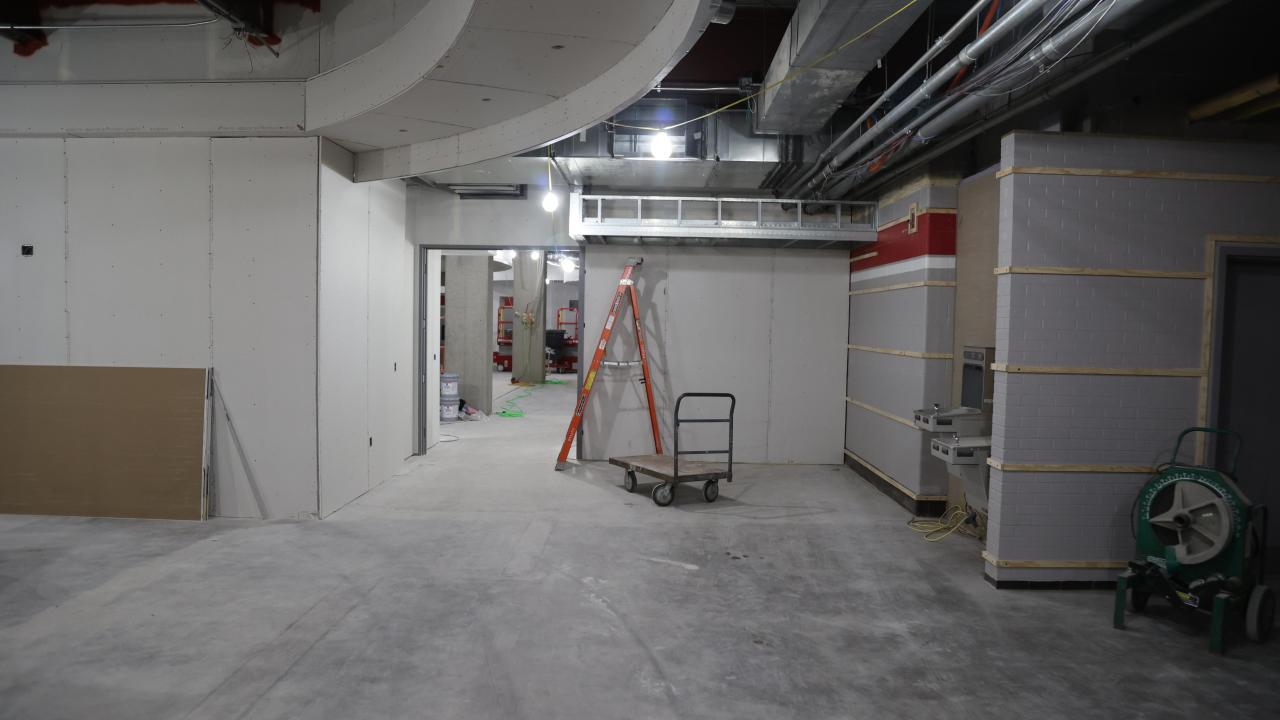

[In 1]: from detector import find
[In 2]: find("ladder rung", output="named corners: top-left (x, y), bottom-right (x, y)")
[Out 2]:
top-left (678, 418), bottom-right (730, 423)
top-left (602, 361), bottom-right (642, 367)
top-left (676, 449), bottom-right (731, 455)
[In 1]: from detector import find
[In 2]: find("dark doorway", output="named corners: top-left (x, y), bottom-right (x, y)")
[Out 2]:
top-left (1216, 255), bottom-right (1280, 574)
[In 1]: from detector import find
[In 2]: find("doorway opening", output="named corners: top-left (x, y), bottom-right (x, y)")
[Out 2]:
top-left (1214, 250), bottom-right (1280, 575)
top-left (418, 246), bottom-right (583, 464)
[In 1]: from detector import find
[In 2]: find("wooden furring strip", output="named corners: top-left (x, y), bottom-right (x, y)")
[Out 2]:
top-left (846, 397), bottom-right (916, 429)
top-left (987, 457), bottom-right (1154, 474)
top-left (876, 207), bottom-right (956, 231)
top-left (849, 280), bottom-right (956, 296)
top-left (996, 166), bottom-right (1280, 184)
top-left (844, 449), bottom-right (946, 501)
top-left (848, 344), bottom-right (952, 360)
top-left (982, 551), bottom-right (1127, 570)
top-left (991, 362), bottom-right (1204, 378)
top-left (993, 266), bottom-right (1207, 280)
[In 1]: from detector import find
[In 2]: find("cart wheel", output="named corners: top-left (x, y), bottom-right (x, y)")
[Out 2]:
top-left (1246, 585), bottom-right (1275, 643)
top-left (623, 470), bottom-right (637, 493)
top-left (703, 480), bottom-right (719, 503)
top-left (1130, 588), bottom-right (1150, 613)
top-left (651, 482), bottom-right (675, 507)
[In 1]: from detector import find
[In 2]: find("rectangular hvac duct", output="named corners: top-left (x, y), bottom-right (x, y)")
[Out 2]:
top-left (755, 0), bottom-right (932, 135)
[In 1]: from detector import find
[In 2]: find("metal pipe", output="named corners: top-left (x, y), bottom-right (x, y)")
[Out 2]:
top-left (781, 0), bottom-right (995, 197)
top-left (800, 0), bottom-right (1053, 196)
top-left (830, 0), bottom-right (1233, 200)
top-left (917, 0), bottom-right (1141, 141)
top-left (2, 16), bottom-right (220, 30)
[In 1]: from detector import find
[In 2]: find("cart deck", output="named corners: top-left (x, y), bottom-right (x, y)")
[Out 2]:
top-left (609, 455), bottom-right (729, 483)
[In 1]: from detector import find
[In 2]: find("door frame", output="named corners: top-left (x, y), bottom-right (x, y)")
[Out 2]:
top-left (415, 244), bottom-right (582, 456)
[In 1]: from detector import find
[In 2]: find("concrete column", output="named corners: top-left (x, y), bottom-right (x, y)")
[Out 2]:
top-left (512, 251), bottom-right (546, 384)
top-left (444, 255), bottom-right (493, 414)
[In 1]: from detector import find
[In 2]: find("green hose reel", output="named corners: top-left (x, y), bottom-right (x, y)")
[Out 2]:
top-left (1114, 427), bottom-right (1274, 654)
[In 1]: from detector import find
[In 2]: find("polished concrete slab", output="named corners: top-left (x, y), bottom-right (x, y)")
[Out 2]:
top-left (2, 380), bottom-right (1278, 719)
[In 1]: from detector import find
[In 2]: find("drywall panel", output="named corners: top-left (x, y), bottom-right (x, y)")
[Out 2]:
top-left (0, 365), bottom-right (207, 520)
top-left (408, 185), bottom-right (572, 249)
top-left (367, 178), bottom-right (413, 491)
top-left (425, 249), bottom-right (443, 449)
top-left (580, 246), bottom-right (846, 464)
top-left (0, 139), bottom-right (66, 364)
top-left (952, 167), bottom-right (999, 404)
top-left (318, 148), bottom-right (370, 517)
top-left (210, 137), bottom-right (320, 519)
top-left (765, 250), bottom-right (847, 464)
top-left (66, 138), bottom-right (211, 367)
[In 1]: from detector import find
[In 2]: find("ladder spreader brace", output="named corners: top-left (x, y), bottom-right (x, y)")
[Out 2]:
top-left (555, 257), bottom-right (661, 470)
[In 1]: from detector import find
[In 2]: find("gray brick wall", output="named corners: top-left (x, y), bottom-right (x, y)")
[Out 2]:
top-left (1002, 275), bottom-right (1202, 368)
top-left (845, 402), bottom-right (950, 496)
top-left (849, 266), bottom-right (955, 292)
top-left (993, 372), bottom-right (1198, 466)
top-left (989, 132), bottom-right (1280, 580)
top-left (847, 350), bottom-right (951, 419)
top-left (848, 285), bottom-right (955, 353)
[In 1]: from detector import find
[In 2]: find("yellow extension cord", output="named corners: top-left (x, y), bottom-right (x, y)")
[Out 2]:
top-left (908, 505), bottom-right (973, 542)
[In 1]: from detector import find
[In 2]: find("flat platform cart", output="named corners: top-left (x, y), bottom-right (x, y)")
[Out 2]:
top-left (609, 393), bottom-right (735, 507)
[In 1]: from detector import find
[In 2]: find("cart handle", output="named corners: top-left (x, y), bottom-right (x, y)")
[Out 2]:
top-left (673, 393), bottom-right (736, 483)
top-left (1170, 426), bottom-right (1242, 476)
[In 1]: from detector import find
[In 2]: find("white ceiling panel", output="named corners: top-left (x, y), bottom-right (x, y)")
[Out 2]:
top-left (466, 0), bottom-right (673, 45)
top-left (376, 80), bottom-right (554, 130)
top-left (433, 26), bottom-right (637, 98)
top-left (325, 111), bottom-right (469, 149)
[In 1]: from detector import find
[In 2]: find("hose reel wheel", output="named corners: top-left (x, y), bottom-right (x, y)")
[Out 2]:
top-left (1147, 480), bottom-right (1233, 565)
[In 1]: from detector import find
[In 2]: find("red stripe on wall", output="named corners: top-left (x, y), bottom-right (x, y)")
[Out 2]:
top-left (851, 212), bottom-right (956, 272)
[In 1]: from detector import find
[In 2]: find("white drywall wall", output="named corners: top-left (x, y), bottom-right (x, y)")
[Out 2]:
top-left (0, 136), bottom-right (324, 519)
top-left (66, 138), bottom-right (211, 367)
top-left (210, 137), bottom-right (320, 519)
top-left (368, 178), bottom-right (415, 489)
top-left (580, 246), bottom-right (847, 464)
top-left (0, 139), bottom-right (66, 364)
top-left (408, 185), bottom-right (574, 249)
top-left (319, 146), bottom-right (371, 517)
top-left (318, 142), bottom-right (414, 517)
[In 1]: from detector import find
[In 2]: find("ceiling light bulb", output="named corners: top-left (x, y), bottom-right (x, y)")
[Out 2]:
top-left (650, 131), bottom-right (673, 160)
top-left (541, 191), bottom-right (559, 213)
top-left (558, 257), bottom-right (577, 273)
top-left (530, 250), bottom-right (540, 260)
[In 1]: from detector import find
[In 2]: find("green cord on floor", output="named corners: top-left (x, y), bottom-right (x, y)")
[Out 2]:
top-left (497, 389), bottom-right (533, 417)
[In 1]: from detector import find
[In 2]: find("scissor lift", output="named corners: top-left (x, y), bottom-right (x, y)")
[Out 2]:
top-left (611, 393), bottom-right (736, 506)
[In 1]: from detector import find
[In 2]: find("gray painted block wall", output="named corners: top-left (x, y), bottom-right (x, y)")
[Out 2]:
top-left (989, 132), bottom-right (1280, 582)
top-left (844, 175), bottom-right (958, 498)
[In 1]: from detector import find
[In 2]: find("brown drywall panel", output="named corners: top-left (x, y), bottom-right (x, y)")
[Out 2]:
top-left (0, 365), bottom-right (207, 520)
top-left (952, 168), bottom-right (1000, 405)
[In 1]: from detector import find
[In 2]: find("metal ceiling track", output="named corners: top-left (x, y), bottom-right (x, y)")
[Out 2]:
top-left (569, 193), bottom-right (877, 247)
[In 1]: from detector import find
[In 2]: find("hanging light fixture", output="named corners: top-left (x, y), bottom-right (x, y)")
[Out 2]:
top-left (541, 147), bottom-right (559, 212)
top-left (650, 131), bottom-right (673, 160)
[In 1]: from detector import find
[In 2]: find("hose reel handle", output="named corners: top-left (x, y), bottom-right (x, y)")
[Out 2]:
top-left (1172, 426), bottom-right (1243, 476)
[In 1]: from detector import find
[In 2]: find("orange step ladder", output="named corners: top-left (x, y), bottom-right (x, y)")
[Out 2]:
top-left (555, 257), bottom-right (661, 470)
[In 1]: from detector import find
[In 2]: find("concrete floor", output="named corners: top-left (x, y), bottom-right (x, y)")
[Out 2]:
top-left (2, 380), bottom-right (1278, 719)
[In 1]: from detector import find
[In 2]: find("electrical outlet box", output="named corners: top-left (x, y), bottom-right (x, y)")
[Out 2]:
top-left (21, 245), bottom-right (33, 256)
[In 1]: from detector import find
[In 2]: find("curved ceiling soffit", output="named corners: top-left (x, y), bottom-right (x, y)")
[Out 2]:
top-left (305, 0), bottom-right (475, 131)
top-left (351, 0), bottom-right (716, 181)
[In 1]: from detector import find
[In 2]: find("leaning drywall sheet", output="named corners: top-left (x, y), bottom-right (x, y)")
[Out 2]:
top-left (0, 139), bottom-right (67, 364)
top-left (66, 138), bottom-right (212, 367)
top-left (0, 365), bottom-right (208, 520)
top-left (318, 148), bottom-right (370, 517)
top-left (210, 137), bottom-right (320, 519)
